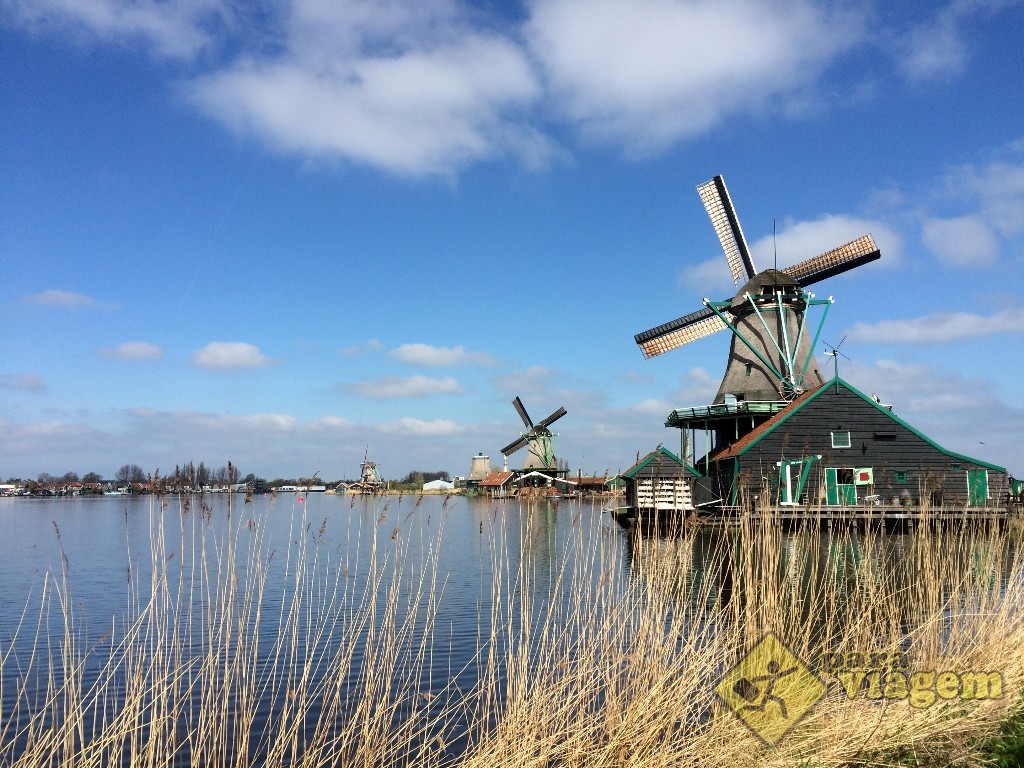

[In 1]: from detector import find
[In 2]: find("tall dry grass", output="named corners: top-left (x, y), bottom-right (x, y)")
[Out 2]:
top-left (2, 494), bottom-right (1023, 767)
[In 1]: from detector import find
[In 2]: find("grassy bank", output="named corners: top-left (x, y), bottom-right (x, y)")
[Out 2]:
top-left (2, 497), bottom-right (1022, 766)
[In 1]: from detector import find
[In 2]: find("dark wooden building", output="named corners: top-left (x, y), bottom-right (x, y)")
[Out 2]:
top-left (614, 447), bottom-right (719, 524)
top-left (701, 377), bottom-right (1008, 510)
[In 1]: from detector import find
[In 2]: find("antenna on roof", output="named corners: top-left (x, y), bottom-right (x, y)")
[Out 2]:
top-left (822, 336), bottom-right (850, 390)
top-left (773, 216), bottom-right (778, 273)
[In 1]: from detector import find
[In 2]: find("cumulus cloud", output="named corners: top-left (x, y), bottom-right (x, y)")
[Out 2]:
top-left (390, 342), bottom-right (499, 367)
top-left (944, 157), bottom-right (1024, 239)
top-left (23, 289), bottom-right (115, 311)
top-left (894, 7), bottom-right (968, 81)
top-left (187, 1), bottom-right (550, 176)
top-left (343, 374), bottom-right (462, 399)
top-left (190, 342), bottom-right (275, 370)
top-left (846, 308), bottom-right (1024, 345)
top-left (377, 417), bottom-right (462, 436)
top-left (6, 0), bottom-right (228, 60)
top-left (100, 341), bottom-right (165, 361)
top-left (753, 215), bottom-right (901, 272)
top-left (526, 0), bottom-right (865, 153)
top-left (677, 256), bottom-right (736, 296)
top-left (921, 214), bottom-right (999, 266)
top-left (0, 372), bottom-right (47, 393)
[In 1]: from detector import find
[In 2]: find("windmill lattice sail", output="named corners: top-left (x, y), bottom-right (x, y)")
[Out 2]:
top-left (634, 174), bottom-right (881, 404)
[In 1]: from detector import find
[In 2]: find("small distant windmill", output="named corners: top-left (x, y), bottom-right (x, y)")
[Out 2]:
top-left (500, 397), bottom-right (567, 470)
top-left (357, 449), bottom-right (384, 493)
top-left (635, 175), bottom-right (880, 402)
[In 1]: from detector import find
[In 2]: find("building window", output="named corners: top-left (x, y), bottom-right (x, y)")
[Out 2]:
top-left (831, 431), bottom-right (851, 449)
top-left (895, 471), bottom-right (907, 482)
top-left (745, 362), bottom-right (752, 378)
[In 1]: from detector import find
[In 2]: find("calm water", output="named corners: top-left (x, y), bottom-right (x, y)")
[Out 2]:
top-left (0, 492), bottom-right (630, 764)
top-left (2, 494), bottom-right (1013, 765)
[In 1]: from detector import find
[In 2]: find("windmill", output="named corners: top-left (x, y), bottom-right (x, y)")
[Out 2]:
top-left (500, 397), bottom-right (567, 470)
top-left (635, 175), bottom-right (880, 403)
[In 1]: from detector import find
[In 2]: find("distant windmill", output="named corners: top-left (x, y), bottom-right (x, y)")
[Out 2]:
top-left (500, 397), bottom-right (567, 470)
top-left (635, 175), bottom-right (880, 402)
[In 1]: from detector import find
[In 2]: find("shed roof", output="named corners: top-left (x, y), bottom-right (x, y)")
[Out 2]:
top-left (622, 446), bottom-right (700, 478)
top-left (479, 471), bottom-right (514, 488)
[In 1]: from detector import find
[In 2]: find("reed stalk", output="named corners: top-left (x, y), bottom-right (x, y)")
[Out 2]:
top-left (1, 495), bottom-right (1022, 767)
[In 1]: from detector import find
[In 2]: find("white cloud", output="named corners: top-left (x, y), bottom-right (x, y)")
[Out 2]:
top-left (7, 0), bottom-right (227, 60)
top-left (846, 308), bottom-right (1024, 345)
top-left (754, 215), bottom-right (901, 272)
top-left (377, 417), bottom-right (462, 436)
top-left (893, 0), bottom-right (1015, 84)
top-left (100, 341), bottom-right (165, 361)
top-left (921, 214), bottom-right (999, 266)
top-left (187, 2), bottom-right (549, 177)
top-left (390, 342), bottom-right (499, 367)
top-left (190, 342), bottom-right (275, 370)
top-left (677, 256), bottom-right (736, 296)
top-left (895, 9), bottom-right (968, 82)
top-left (948, 158), bottom-right (1024, 238)
top-left (0, 372), bottom-right (47, 393)
top-left (23, 289), bottom-right (115, 310)
top-left (837, 357), bottom-right (1023, 471)
top-left (526, 0), bottom-right (865, 153)
top-left (491, 365), bottom-right (558, 398)
top-left (343, 374), bottom-right (462, 399)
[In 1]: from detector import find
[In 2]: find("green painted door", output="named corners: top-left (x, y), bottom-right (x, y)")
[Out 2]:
top-left (967, 470), bottom-right (989, 506)
top-left (825, 467), bottom-right (857, 505)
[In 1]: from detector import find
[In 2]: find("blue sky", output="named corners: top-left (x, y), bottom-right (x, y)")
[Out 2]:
top-left (2, 0), bottom-right (1022, 482)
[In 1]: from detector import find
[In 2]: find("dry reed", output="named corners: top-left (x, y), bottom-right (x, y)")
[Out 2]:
top-left (1, 494), bottom-right (1022, 767)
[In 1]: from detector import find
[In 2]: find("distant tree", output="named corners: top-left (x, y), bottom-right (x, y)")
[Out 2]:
top-left (37, 472), bottom-right (57, 484)
top-left (213, 466), bottom-right (229, 485)
top-left (61, 471), bottom-right (79, 483)
top-left (116, 464), bottom-right (146, 484)
top-left (195, 462), bottom-right (210, 486)
top-left (82, 472), bottom-right (102, 484)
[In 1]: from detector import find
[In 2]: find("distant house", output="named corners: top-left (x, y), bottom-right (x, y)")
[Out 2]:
top-left (704, 378), bottom-right (1008, 509)
top-left (479, 471), bottom-right (515, 497)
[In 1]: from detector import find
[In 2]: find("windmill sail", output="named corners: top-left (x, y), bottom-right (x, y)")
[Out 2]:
top-left (635, 307), bottom-right (727, 358)
top-left (697, 175), bottom-right (756, 285)
top-left (786, 235), bottom-right (880, 287)
top-left (500, 398), bottom-right (567, 469)
top-left (634, 174), bottom-right (881, 405)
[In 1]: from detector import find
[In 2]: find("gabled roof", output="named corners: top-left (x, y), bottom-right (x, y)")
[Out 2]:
top-left (479, 471), bottom-right (514, 488)
top-left (623, 446), bottom-right (700, 478)
top-left (708, 377), bottom-right (1006, 472)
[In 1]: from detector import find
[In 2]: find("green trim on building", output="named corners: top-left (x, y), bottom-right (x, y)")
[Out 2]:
top-left (730, 377), bottom-right (1006, 473)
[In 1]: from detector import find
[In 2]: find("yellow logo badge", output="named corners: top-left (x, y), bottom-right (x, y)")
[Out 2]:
top-left (716, 633), bottom-right (826, 746)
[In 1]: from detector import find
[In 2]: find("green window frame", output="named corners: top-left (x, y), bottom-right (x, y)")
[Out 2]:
top-left (894, 471), bottom-right (907, 482)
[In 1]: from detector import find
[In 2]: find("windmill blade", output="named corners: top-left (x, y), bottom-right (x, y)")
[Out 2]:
top-left (536, 406), bottom-right (567, 430)
top-left (786, 235), bottom-right (880, 287)
top-left (697, 175), bottom-right (756, 285)
top-left (500, 435), bottom-right (529, 457)
top-left (511, 396), bottom-right (533, 429)
top-left (634, 306), bottom-right (728, 358)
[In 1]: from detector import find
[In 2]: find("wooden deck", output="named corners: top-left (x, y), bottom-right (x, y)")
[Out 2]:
top-left (610, 500), bottom-right (1022, 529)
